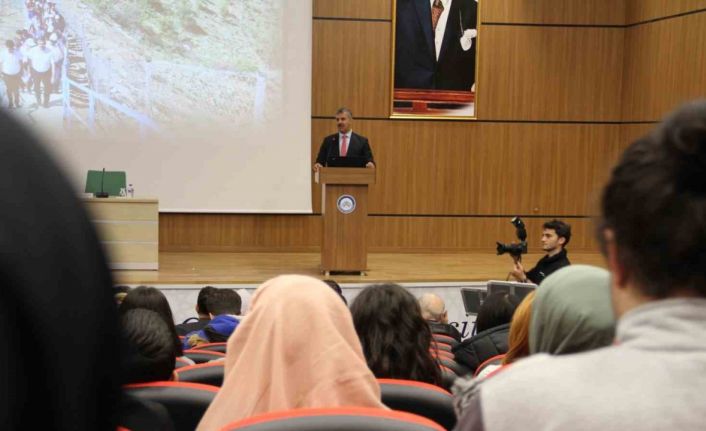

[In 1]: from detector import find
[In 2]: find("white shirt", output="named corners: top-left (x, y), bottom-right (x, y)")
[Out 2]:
top-left (430, 0), bottom-right (452, 60)
top-left (0, 49), bottom-right (22, 75)
top-left (28, 46), bottom-right (53, 73)
top-left (338, 130), bottom-right (352, 154)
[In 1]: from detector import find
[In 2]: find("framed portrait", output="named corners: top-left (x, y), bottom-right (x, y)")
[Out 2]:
top-left (390, 0), bottom-right (480, 119)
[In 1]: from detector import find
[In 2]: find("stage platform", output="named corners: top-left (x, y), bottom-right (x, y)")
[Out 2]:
top-left (113, 251), bottom-right (606, 285)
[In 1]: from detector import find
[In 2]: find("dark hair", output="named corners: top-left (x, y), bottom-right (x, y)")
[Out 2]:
top-left (5, 40), bottom-right (13, 49)
top-left (350, 284), bottom-right (441, 386)
top-left (205, 288), bottom-right (241, 316)
top-left (119, 286), bottom-right (183, 355)
top-left (196, 286), bottom-right (217, 315)
top-left (335, 107), bottom-right (353, 119)
top-left (599, 100), bottom-right (706, 298)
top-left (323, 279), bottom-right (347, 305)
top-left (120, 309), bottom-right (176, 383)
top-left (475, 292), bottom-right (521, 333)
top-left (543, 219), bottom-right (572, 246)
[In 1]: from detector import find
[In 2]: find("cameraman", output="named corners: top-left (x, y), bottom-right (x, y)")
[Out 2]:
top-left (511, 219), bottom-right (571, 284)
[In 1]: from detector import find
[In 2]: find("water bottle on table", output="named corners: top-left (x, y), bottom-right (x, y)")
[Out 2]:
top-left (127, 184), bottom-right (134, 198)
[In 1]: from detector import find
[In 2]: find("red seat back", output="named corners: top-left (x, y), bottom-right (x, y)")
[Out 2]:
top-left (378, 378), bottom-right (456, 430)
top-left (173, 362), bottom-right (225, 387)
top-left (221, 407), bottom-right (445, 431)
top-left (183, 349), bottom-right (226, 364)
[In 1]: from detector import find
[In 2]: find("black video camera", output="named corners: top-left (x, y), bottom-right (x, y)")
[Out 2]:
top-left (496, 216), bottom-right (528, 259)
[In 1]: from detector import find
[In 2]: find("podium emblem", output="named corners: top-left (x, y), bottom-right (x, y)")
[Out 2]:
top-left (336, 195), bottom-right (356, 214)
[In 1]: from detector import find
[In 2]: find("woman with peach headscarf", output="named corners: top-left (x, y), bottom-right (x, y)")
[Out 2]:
top-left (196, 275), bottom-right (385, 430)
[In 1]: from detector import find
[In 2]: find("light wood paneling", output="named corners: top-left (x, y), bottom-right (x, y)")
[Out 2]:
top-left (160, 214), bottom-right (321, 252)
top-left (626, 0), bottom-right (706, 24)
top-left (312, 119), bottom-right (620, 215)
top-left (482, 0), bottom-right (625, 25)
top-left (312, 20), bottom-right (391, 118)
top-left (159, 214), bottom-right (600, 252)
top-left (313, 0), bottom-right (392, 20)
top-left (477, 25), bottom-right (623, 121)
top-left (114, 251), bottom-right (606, 284)
top-left (622, 13), bottom-right (706, 121)
top-left (619, 123), bottom-right (654, 149)
top-left (369, 216), bottom-right (600, 252)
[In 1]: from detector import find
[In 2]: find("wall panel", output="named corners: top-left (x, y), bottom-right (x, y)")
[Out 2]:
top-left (482, 0), bottom-right (625, 25)
top-left (626, 0), bottom-right (706, 24)
top-left (312, 20), bottom-right (391, 118)
top-left (477, 26), bottom-right (624, 121)
top-left (313, 0), bottom-right (392, 20)
top-left (159, 214), bottom-right (600, 252)
top-left (622, 12), bottom-right (706, 121)
top-left (313, 119), bottom-right (619, 216)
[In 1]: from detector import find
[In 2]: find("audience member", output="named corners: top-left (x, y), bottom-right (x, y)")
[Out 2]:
top-left (419, 293), bottom-right (462, 341)
top-left (196, 275), bottom-right (385, 430)
top-left (0, 109), bottom-right (120, 428)
top-left (175, 285), bottom-right (216, 336)
top-left (500, 291), bottom-right (535, 367)
top-left (452, 292), bottom-right (520, 373)
top-left (119, 286), bottom-right (183, 356)
top-left (183, 288), bottom-right (241, 349)
top-left (120, 309), bottom-right (178, 383)
top-left (350, 283), bottom-right (442, 386)
top-left (453, 265), bottom-right (613, 418)
top-left (322, 279), bottom-right (347, 305)
top-left (529, 265), bottom-right (615, 355)
top-left (453, 101), bottom-right (706, 431)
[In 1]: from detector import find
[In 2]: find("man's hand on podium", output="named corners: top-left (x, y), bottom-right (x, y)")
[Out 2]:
top-left (366, 162), bottom-right (375, 168)
top-left (313, 163), bottom-right (323, 172)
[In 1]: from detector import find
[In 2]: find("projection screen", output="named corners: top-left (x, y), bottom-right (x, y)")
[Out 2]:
top-left (3, 0), bottom-right (312, 213)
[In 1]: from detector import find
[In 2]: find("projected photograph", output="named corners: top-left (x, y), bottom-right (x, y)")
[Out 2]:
top-left (391, 0), bottom-right (479, 119)
top-left (0, 0), bottom-right (283, 135)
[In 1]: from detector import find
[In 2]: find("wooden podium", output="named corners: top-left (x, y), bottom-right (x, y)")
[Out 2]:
top-left (316, 167), bottom-right (376, 275)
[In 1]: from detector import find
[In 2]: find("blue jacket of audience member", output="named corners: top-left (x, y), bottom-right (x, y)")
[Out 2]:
top-left (183, 315), bottom-right (239, 349)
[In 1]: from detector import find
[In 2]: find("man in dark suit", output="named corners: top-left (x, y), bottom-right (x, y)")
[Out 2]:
top-left (394, 0), bottom-right (478, 91)
top-left (313, 107), bottom-right (375, 171)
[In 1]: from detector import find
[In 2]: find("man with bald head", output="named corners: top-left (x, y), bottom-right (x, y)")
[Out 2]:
top-left (419, 293), bottom-right (461, 341)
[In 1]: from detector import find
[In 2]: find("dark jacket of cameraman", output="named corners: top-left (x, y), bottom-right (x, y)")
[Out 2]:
top-left (526, 249), bottom-right (571, 284)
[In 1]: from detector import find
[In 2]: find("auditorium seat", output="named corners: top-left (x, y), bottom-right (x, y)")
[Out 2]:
top-left (124, 382), bottom-right (218, 431)
top-left (183, 349), bottom-right (226, 363)
top-left (173, 362), bottom-right (225, 387)
top-left (438, 357), bottom-right (471, 377)
top-left (432, 334), bottom-right (459, 348)
top-left (220, 407), bottom-right (445, 431)
top-left (175, 356), bottom-right (193, 369)
top-left (378, 378), bottom-right (456, 430)
top-left (190, 342), bottom-right (227, 353)
top-left (474, 354), bottom-right (506, 378)
top-left (433, 342), bottom-right (453, 353)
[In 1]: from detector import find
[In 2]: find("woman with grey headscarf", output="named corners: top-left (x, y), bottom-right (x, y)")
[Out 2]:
top-left (452, 265), bottom-right (616, 420)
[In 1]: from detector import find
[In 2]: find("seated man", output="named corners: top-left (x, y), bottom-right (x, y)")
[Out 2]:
top-left (121, 309), bottom-right (177, 383)
top-left (184, 288), bottom-right (241, 349)
top-left (418, 293), bottom-right (461, 341)
top-left (175, 285), bottom-right (216, 336)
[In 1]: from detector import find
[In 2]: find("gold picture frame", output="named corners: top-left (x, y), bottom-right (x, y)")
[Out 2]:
top-left (390, 0), bottom-right (480, 120)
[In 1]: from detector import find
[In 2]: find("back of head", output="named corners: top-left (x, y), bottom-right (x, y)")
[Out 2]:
top-left (503, 291), bottom-right (536, 365)
top-left (119, 286), bottom-right (182, 355)
top-left (196, 275), bottom-right (383, 430)
top-left (196, 285), bottom-right (217, 316)
top-left (529, 265), bottom-right (615, 355)
top-left (418, 293), bottom-right (445, 321)
top-left (475, 292), bottom-right (521, 333)
top-left (600, 100), bottom-right (706, 297)
top-left (205, 288), bottom-right (241, 316)
top-left (120, 309), bottom-right (177, 383)
top-left (350, 284), bottom-right (441, 385)
top-left (0, 110), bottom-right (120, 429)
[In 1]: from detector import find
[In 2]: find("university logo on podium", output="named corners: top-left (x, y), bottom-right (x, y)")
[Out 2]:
top-left (336, 195), bottom-right (356, 214)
